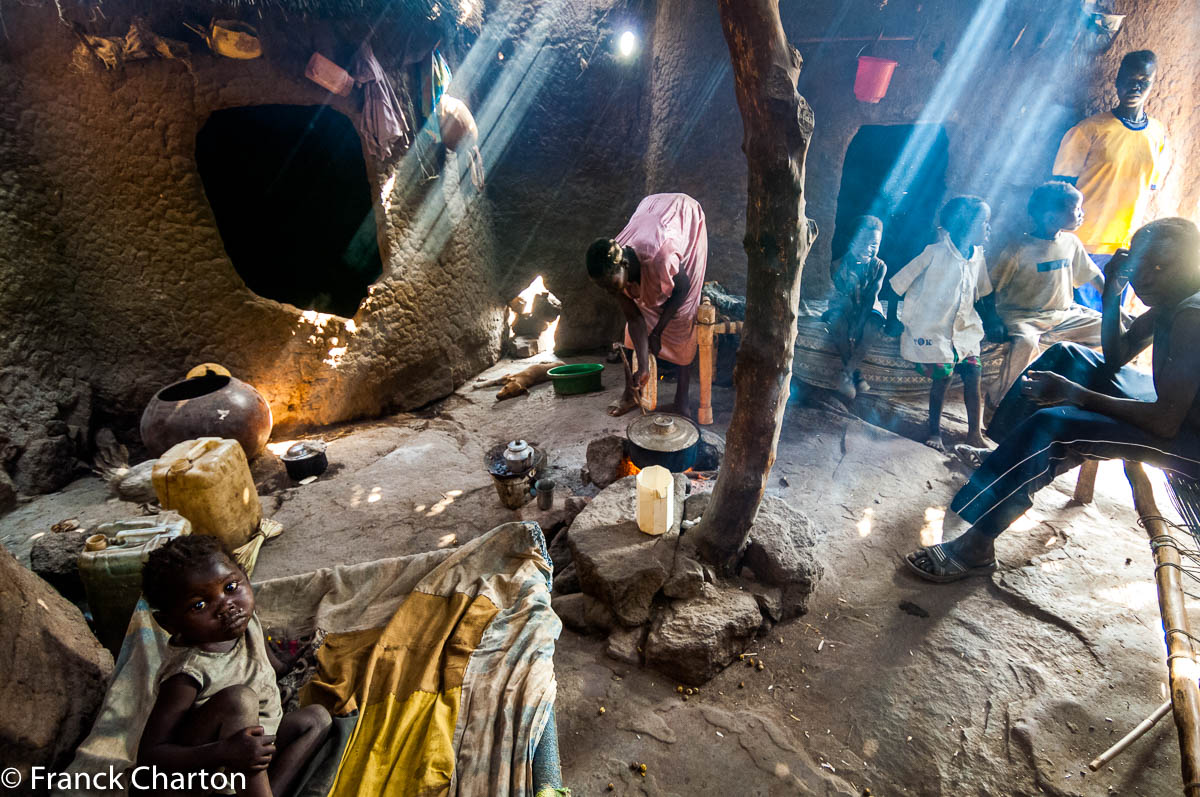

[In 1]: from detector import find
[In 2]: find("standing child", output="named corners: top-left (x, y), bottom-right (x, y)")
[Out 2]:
top-left (890, 196), bottom-right (997, 452)
top-left (987, 181), bottom-right (1104, 407)
top-left (826, 215), bottom-right (887, 401)
top-left (137, 535), bottom-right (331, 797)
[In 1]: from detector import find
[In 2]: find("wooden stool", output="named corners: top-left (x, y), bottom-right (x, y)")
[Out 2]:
top-left (695, 298), bottom-right (744, 425)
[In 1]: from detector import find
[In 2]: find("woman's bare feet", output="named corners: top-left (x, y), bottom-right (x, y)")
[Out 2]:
top-left (965, 432), bottom-right (988, 448)
top-left (607, 394), bottom-right (641, 417)
top-left (923, 434), bottom-right (945, 452)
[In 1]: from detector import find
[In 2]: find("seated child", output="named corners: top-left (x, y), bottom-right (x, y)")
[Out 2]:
top-left (138, 535), bottom-right (331, 797)
top-left (986, 181), bottom-right (1104, 406)
top-left (827, 215), bottom-right (887, 401)
top-left (890, 196), bottom-right (999, 452)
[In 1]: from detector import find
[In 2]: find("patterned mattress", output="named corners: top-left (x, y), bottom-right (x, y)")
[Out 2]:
top-left (792, 315), bottom-right (1005, 399)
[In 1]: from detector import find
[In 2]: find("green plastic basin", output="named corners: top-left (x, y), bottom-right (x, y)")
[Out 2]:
top-left (547, 363), bottom-right (604, 395)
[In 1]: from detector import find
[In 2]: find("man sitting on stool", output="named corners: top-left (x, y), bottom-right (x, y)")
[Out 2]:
top-left (905, 218), bottom-right (1200, 582)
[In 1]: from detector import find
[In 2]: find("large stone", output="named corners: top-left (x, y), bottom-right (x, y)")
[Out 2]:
top-left (0, 469), bottom-right (16, 513)
top-left (643, 583), bottom-right (762, 685)
top-left (551, 592), bottom-right (616, 636)
top-left (583, 434), bottom-right (626, 489)
top-left (568, 474), bottom-right (686, 626)
top-left (30, 530), bottom-right (88, 601)
top-left (683, 491), bottom-right (711, 522)
top-left (547, 528), bottom-right (572, 570)
top-left (516, 493), bottom-right (589, 537)
top-left (663, 554), bottom-right (704, 599)
top-left (741, 495), bottom-right (822, 619)
top-left (552, 561), bottom-right (581, 595)
top-left (14, 434), bottom-right (79, 494)
top-left (605, 624), bottom-right (646, 666)
top-left (0, 548), bottom-right (113, 777)
top-left (695, 430), bottom-right (725, 471)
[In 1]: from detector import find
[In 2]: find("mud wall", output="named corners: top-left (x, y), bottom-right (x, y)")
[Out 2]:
top-left (0, 2), bottom-right (504, 493)
top-left (1101, 0), bottom-right (1200, 225)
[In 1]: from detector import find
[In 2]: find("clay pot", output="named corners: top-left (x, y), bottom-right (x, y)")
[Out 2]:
top-left (140, 374), bottom-right (273, 459)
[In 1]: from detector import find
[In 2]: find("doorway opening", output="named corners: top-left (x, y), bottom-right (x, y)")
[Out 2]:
top-left (833, 124), bottom-right (949, 306)
top-left (196, 105), bottom-right (382, 317)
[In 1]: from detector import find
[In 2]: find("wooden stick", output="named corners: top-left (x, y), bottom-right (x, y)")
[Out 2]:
top-left (1090, 700), bottom-right (1172, 771)
top-left (616, 347), bottom-right (647, 416)
top-left (697, 301), bottom-right (716, 425)
top-left (1124, 461), bottom-right (1200, 797)
top-left (1074, 459), bottom-right (1099, 504)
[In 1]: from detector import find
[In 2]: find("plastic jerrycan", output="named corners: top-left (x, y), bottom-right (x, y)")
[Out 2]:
top-left (152, 437), bottom-right (262, 550)
top-left (77, 513), bottom-right (191, 655)
top-left (636, 465), bottom-right (674, 535)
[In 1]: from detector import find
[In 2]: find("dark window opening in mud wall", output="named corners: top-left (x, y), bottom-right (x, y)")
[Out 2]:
top-left (196, 105), bottom-right (382, 317)
top-left (833, 124), bottom-right (949, 286)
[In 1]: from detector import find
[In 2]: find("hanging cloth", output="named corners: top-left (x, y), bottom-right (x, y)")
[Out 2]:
top-left (353, 44), bottom-right (412, 159)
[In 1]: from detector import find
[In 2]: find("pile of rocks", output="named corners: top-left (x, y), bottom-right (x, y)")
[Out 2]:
top-left (550, 474), bottom-right (822, 685)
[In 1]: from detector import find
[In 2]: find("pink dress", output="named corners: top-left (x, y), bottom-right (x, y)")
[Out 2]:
top-left (615, 194), bottom-right (708, 366)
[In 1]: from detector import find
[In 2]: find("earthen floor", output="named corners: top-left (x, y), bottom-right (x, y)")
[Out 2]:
top-left (2, 353), bottom-right (1192, 795)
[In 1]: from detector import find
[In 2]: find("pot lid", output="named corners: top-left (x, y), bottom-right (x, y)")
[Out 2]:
top-left (281, 440), bottom-right (326, 461)
top-left (626, 412), bottom-right (699, 453)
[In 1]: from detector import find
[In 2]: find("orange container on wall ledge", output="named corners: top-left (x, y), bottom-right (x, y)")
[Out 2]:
top-left (152, 437), bottom-right (262, 550)
top-left (855, 55), bottom-right (898, 103)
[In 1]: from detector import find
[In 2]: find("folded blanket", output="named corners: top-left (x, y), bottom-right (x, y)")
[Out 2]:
top-left (61, 522), bottom-right (560, 797)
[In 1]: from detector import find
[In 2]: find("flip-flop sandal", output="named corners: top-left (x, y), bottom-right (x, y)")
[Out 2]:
top-left (903, 544), bottom-right (997, 584)
top-left (953, 444), bottom-right (990, 470)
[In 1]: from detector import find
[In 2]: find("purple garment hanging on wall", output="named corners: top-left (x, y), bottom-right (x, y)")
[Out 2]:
top-left (353, 44), bottom-right (411, 159)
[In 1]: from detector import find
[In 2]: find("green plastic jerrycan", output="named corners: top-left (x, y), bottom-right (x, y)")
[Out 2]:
top-left (77, 513), bottom-right (191, 655)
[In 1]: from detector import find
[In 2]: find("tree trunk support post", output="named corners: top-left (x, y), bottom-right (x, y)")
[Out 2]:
top-left (1124, 461), bottom-right (1200, 796)
top-left (694, 0), bottom-right (816, 571)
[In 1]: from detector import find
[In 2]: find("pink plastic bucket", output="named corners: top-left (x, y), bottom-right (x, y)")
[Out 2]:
top-left (854, 56), bottom-right (898, 103)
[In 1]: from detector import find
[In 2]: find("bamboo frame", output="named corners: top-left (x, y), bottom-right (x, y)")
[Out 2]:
top-left (1124, 461), bottom-right (1200, 796)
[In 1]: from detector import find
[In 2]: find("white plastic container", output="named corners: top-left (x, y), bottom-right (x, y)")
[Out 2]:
top-left (636, 465), bottom-right (673, 536)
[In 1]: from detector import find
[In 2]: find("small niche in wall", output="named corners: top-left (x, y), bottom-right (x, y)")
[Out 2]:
top-left (196, 105), bottom-right (382, 317)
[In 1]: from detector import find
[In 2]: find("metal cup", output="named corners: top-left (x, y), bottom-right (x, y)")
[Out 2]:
top-left (535, 479), bottom-right (555, 510)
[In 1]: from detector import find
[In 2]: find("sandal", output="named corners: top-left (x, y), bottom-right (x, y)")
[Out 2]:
top-left (903, 544), bottom-right (997, 583)
top-left (953, 443), bottom-right (991, 470)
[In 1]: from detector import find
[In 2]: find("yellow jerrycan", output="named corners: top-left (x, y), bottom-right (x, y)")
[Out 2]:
top-left (152, 437), bottom-right (262, 550)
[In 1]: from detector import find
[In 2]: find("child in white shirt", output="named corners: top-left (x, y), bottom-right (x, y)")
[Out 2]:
top-left (986, 181), bottom-right (1104, 405)
top-left (890, 197), bottom-right (997, 452)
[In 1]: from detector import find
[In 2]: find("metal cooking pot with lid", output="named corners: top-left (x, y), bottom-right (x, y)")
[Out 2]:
top-left (626, 413), bottom-right (700, 472)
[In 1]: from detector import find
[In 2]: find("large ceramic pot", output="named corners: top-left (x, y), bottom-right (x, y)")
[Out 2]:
top-left (140, 373), bottom-right (273, 459)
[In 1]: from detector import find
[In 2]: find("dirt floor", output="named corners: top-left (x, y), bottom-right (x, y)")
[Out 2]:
top-left (2, 353), bottom-right (1194, 796)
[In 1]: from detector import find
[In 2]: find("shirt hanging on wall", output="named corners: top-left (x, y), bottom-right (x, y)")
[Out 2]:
top-left (353, 44), bottom-right (412, 160)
